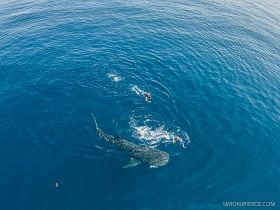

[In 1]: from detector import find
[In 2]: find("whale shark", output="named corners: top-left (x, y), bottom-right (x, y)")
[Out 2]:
top-left (92, 114), bottom-right (169, 168)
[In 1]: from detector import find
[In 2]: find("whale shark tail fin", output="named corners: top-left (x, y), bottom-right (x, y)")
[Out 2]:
top-left (91, 113), bottom-right (99, 130)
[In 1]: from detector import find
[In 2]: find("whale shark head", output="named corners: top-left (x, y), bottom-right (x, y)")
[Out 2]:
top-left (145, 150), bottom-right (169, 167)
top-left (128, 146), bottom-right (169, 167)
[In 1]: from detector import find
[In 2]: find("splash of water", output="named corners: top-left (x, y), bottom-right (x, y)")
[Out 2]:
top-left (129, 115), bottom-right (190, 148)
top-left (107, 72), bottom-right (122, 82)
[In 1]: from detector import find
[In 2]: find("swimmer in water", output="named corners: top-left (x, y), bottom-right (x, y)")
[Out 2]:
top-left (132, 85), bottom-right (152, 103)
top-left (143, 92), bottom-right (152, 102)
top-left (155, 131), bottom-right (169, 140)
top-left (173, 136), bottom-right (182, 143)
top-left (159, 131), bottom-right (182, 143)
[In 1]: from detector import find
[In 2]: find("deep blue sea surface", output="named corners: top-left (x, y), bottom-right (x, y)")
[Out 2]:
top-left (1, 0), bottom-right (280, 209)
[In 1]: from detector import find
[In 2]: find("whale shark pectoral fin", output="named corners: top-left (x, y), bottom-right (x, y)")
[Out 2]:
top-left (123, 158), bottom-right (141, 168)
top-left (149, 165), bottom-right (158, 169)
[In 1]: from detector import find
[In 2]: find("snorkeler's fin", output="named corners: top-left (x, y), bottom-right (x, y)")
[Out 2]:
top-left (123, 158), bottom-right (141, 168)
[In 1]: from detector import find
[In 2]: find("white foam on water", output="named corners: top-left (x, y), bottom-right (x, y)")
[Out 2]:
top-left (129, 116), bottom-right (190, 148)
top-left (107, 72), bottom-right (122, 82)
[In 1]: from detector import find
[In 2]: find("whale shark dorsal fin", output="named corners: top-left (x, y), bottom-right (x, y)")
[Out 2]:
top-left (123, 158), bottom-right (141, 168)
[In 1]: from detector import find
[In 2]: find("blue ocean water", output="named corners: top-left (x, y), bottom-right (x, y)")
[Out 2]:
top-left (0, 0), bottom-right (280, 209)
